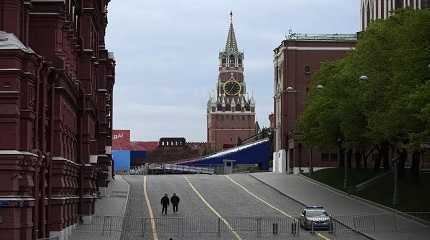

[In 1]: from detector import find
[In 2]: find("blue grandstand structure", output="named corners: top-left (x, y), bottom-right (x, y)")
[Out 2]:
top-left (179, 139), bottom-right (271, 170)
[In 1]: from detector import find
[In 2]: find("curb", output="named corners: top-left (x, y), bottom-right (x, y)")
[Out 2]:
top-left (113, 175), bottom-right (131, 240)
top-left (249, 173), bottom-right (376, 240)
top-left (118, 175), bottom-right (131, 217)
top-left (300, 174), bottom-right (430, 227)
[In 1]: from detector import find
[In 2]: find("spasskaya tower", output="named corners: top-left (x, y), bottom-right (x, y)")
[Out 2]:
top-left (207, 12), bottom-right (256, 151)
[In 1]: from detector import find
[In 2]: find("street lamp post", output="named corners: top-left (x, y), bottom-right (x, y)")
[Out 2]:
top-left (343, 148), bottom-right (348, 190)
top-left (392, 156), bottom-right (399, 207)
top-left (344, 75), bottom-right (368, 191)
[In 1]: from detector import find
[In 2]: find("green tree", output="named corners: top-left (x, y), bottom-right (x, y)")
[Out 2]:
top-left (299, 9), bottom-right (430, 176)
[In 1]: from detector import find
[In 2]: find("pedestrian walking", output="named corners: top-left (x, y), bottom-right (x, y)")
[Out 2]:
top-left (161, 193), bottom-right (170, 215)
top-left (170, 193), bottom-right (180, 213)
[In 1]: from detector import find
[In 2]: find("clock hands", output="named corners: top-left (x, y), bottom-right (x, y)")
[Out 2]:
top-left (224, 81), bottom-right (240, 96)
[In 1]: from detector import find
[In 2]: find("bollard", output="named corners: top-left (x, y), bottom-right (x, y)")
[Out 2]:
top-left (353, 216), bottom-right (357, 230)
top-left (181, 218), bottom-right (184, 237)
top-left (256, 217), bottom-right (262, 238)
top-left (291, 221), bottom-right (296, 235)
top-left (272, 223), bottom-right (278, 235)
top-left (311, 221), bottom-right (315, 234)
top-left (393, 213), bottom-right (398, 232)
top-left (108, 216), bottom-right (113, 236)
top-left (142, 218), bottom-right (145, 237)
top-left (329, 219), bottom-right (334, 234)
top-left (102, 216), bottom-right (107, 235)
top-left (217, 217), bottom-right (221, 237)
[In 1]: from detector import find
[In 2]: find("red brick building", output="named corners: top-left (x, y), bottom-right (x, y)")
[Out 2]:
top-left (207, 13), bottom-right (256, 151)
top-left (272, 34), bottom-right (356, 173)
top-left (0, 1), bottom-right (115, 239)
top-left (147, 138), bottom-right (206, 163)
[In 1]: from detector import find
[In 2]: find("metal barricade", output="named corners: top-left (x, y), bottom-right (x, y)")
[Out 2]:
top-left (72, 213), bottom-right (430, 238)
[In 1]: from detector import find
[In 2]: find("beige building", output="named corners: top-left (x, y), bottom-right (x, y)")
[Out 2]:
top-left (361, 0), bottom-right (430, 30)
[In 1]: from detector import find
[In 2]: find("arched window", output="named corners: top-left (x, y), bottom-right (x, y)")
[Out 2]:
top-left (238, 58), bottom-right (242, 66)
top-left (222, 58), bottom-right (227, 66)
top-left (229, 55), bottom-right (235, 66)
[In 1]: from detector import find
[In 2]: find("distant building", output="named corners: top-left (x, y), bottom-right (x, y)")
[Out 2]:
top-left (112, 130), bottom-right (159, 171)
top-left (147, 138), bottom-right (207, 163)
top-left (272, 33), bottom-right (357, 174)
top-left (361, 0), bottom-right (430, 30)
top-left (207, 12), bottom-right (256, 151)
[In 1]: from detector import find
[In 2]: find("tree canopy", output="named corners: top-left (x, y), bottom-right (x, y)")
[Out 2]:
top-left (299, 9), bottom-right (430, 152)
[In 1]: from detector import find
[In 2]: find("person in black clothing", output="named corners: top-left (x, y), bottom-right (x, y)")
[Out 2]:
top-left (161, 193), bottom-right (170, 215)
top-left (170, 193), bottom-right (180, 213)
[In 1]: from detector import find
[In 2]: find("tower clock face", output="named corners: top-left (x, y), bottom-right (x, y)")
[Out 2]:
top-left (223, 81), bottom-right (241, 96)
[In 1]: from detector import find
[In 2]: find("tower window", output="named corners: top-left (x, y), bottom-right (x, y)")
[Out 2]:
top-left (238, 58), bottom-right (242, 66)
top-left (229, 55), bottom-right (235, 66)
top-left (222, 58), bottom-right (227, 66)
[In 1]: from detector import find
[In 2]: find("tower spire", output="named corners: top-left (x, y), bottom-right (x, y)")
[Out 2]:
top-left (225, 11), bottom-right (238, 53)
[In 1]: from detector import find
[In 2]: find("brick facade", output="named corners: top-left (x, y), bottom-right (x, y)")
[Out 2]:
top-left (0, 1), bottom-right (115, 239)
top-left (273, 34), bottom-right (357, 173)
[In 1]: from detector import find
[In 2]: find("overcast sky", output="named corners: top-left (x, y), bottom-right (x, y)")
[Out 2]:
top-left (106, 0), bottom-right (359, 142)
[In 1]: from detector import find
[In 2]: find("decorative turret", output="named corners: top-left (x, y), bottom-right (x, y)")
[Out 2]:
top-left (207, 12), bottom-right (254, 114)
top-left (225, 11), bottom-right (238, 53)
top-left (219, 12), bottom-right (244, 69)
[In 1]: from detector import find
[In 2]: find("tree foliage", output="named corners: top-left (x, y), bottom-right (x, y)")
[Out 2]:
top-left (299, 9), bottom-right (430, 154)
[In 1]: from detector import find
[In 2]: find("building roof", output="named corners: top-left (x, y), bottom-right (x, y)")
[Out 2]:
top-left (286, 32), bottom-right (357, 42)
top-left (0, 31), bottom-right (34, 53)
top-left (225, 12), bottom-right (239, 53)
top-left (130, 141), bottom-right (159, 151)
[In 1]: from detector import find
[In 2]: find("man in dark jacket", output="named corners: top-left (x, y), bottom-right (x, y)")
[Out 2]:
top-left (170, 193), bottom-right (180, 213)
top-left (161, 193), bottom-right (170, 215)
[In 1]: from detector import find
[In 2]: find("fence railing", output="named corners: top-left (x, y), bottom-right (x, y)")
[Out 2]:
top-left (73, 213), bottom-right (430, 238)
top-left (37, 237), bottom-right (60, 240)
top-left (129, 164), bottom-right (215, 175)
top-left (331, 213), bottom-right (430, 234)
top-left (74, 215), bottom-right (300, 237)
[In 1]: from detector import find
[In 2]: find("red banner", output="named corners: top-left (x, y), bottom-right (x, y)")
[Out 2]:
top-left (112, 130), bottom-right (131, 150)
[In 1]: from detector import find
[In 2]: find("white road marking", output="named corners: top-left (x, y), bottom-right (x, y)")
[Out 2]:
top-left (225, 175), bottom-right (294, 218)
top-left (184, 176), bottom-right (242, 240)
top-left (144, 176), bottom-right (159, 240)
top-left (317, 232), bottom-right (331, 240)
top-left (226, 175), bottom-right (332, 240)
